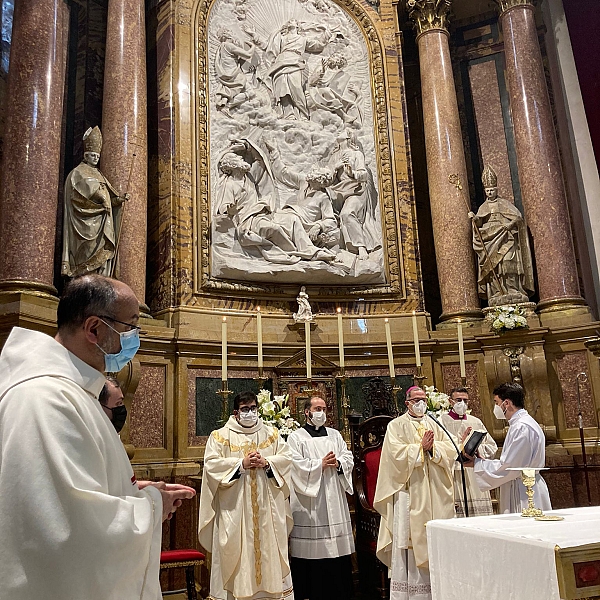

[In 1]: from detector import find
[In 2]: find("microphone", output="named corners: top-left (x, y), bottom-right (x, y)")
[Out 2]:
top-left (426, 411), bottom-right (471, 518)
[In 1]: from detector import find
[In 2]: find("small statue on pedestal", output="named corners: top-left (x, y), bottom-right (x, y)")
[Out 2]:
top-left (61, 126), bottom-right (128, 278)
top-left (293, 286), bottom-right (313, 322)
top-left (468, 165), bottom-right (534, 307)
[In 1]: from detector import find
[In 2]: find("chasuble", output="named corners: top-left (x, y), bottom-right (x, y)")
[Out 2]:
top-left (199, 416), bottom-right (294, 600)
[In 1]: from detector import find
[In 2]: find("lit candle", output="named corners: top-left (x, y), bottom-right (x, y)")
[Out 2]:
top-left (305, 320), bottom-right (312, 380)
top-left (458, 319), bottom-right (466, 379)
top-left (412, 310), bottom-right (421, 367)
top-left (337, 308), bottom-right (345, 369)
top-left (221, 316), bottom-right (227, 382)
top-left (385, 318), bottom-right (395, 379)
top-left (257, 307), bottom-right (263, 370)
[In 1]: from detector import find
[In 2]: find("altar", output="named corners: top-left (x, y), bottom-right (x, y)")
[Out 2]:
top-left (427, 506), bottom-right (600, 600)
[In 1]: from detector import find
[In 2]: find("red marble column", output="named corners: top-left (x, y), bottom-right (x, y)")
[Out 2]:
top-left (411, 6), bottom-right (480, 323)
top-left (101, 0), bottom-right (148, 308)
top-left (497, 0), bottom-right (583, 310)
top-left (0, 0), bottom-right (69, 294)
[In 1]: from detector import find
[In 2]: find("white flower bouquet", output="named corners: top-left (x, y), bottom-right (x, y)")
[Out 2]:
top-left (257, 389), bottom-right (300, 439)
top-left (486, 304), bottom-right (528, 333)
top-left (424, 385), bottom-right (450, 416)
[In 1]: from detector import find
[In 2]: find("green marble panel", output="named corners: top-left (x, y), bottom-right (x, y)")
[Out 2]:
top-left (195, 377), bottom-right (273, 436)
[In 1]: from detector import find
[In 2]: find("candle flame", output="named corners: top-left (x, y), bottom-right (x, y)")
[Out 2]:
top-left (337, 307), bottom-right (342, 313)
top-left (385, 318), bottom-right (389, 323)
top-left (222, 316), bottom-right (227, 322)
top-left (412, 310), bottom-right (416, 316)
top-left (257, 306), bottom-right (261, 312)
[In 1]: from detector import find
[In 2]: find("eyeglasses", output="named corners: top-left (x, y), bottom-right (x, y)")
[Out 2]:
top-left (238, 406), bottom-right (258, 413)
top-left (98, 316), bottom-right (142, 332)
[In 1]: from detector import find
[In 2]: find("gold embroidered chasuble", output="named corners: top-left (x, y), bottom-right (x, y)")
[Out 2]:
top-left (374, 413), bottom-right (456, 569)
top-left (199, 416), bottom-right (293, 599)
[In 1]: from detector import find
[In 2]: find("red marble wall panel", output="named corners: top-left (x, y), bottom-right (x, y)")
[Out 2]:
top-left (130, 365), bottom-right (166, 448)
top-left (469, 58), bottom-right (515, 203)
top-left (556, 351), bottom-right (596, 429)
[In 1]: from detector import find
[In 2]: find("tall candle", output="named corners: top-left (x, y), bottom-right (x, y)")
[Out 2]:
top-left (305, 320), bottom-right (312, 380)
top-left (458, 319), bottom-right (466, 379)
top-left (337, 308), bottom-right (345, 369)
top-left (257, 307), bottom-right (263, 369)
top-left (412, 311), bottom-right (421, 367)
top-left (221, 316), bottom-right (227, 382)
top-left (385, 318), bottom-right (395, 379)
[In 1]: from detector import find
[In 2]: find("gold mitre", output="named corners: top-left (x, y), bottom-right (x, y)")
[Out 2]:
top-left (481, 165), bottom-right (498, 188)
top-left (83, 126), bottom-right (102, 154)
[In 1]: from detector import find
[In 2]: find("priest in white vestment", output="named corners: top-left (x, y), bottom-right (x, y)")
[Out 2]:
top-left (470, 382), bottom-right (551, 514)
top-left (199, 391), bottom-right (294, 600)
top-left (0, 275), bottom-right (195, 600)
top-left (440, 386), bottom-right (497, 517)
top-left (374, 386), bottom-right (456, 600)
top-left (287, 396), bottom-right (354, 600)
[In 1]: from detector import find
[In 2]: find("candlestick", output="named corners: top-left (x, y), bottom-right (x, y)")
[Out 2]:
top-left (337, 308), bottom-right (345, 369)
top-left (221, 316), bottom-right (227, 382)
top-left (305, 320), bottom-right (312, 380)
top-left (384, 318), bottom-right (395, 379)
top-left (412, 311), bottom-right (421, 367)
top-left (257, 307), bottom-right (263, 372)
top-left (458, 319), bottom-right (466, 379)
top-left (216, 380), bottom-right (233, 426)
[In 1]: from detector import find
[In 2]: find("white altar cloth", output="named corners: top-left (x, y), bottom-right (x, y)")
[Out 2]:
top-left (427, 506), bottom-right (600, 600)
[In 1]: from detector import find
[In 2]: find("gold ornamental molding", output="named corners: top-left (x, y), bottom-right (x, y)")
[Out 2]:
top-left (406, 0), bottom-right (452, 37)
top-left (193, 0), bottom-right (406, 299)
top-left (492, 0), bottom-right (536, 16)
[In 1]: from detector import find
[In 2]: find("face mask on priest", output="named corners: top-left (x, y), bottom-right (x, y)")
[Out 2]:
top-left (453, 400), bottom-right (468, 416)
top-left (236, 405), bottom-right (259, 427)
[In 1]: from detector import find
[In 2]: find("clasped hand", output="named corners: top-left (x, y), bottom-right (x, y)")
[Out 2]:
top-left (322, 451), bottom-right (338, 469)
top-left (137, 481), bottom-right (196, 522)
top-left (421, 430), bottom-right (434, 452)
top-left (242, 450), bottom-right (267, 470)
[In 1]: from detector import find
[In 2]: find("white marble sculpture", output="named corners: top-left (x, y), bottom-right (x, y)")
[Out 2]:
top-left (208, 0), bottom-right (384, 285)
top-left (293, 286), bottom-right (313, 321)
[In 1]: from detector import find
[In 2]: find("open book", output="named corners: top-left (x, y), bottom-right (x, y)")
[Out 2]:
top-left (458, 430), bottom-right (487, 463)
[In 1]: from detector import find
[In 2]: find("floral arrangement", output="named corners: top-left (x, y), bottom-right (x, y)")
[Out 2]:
top-left (486, 304), bottom-right (528, 334)
top-left (424, 385), bottom-right (450, 416)
top-left (257, 389), bottom-right (300, 438)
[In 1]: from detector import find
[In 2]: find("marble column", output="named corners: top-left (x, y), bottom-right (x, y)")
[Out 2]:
top-left (101, 0), bottom-right (148, 309)
top-left (0, 0), bottom-right (69, 295)
top-left (495, 0), bottom-right (583, 311)
top-left (408, 0), bottom-right (481, 324)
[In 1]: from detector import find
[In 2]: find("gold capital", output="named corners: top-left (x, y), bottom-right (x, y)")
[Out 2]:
top-left (492, 0), bottom-right (536, 15)
top-left (406, 0), bottom-right (453, 36)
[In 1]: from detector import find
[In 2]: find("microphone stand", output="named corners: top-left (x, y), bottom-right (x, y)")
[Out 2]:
top-left (426, 411), bottom-right (470, 518)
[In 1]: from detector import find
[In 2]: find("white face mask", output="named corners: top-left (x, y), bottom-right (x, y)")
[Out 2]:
top-left (493, 403), bottom-right (507, 420)
top-left (410, 400), bottom-right (427, 417)
top-left (310, 411), bottom-right (327, 428)
top-left (453, 400), bottom-right (467, 416)
top-left (238, 409), bottom-right (258, 427)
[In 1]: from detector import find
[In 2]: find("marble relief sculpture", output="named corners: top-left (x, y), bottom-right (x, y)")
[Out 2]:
top-left (61, 127), bottom-right (126, 278)
top-left (468, 165), bottom-right (534, 306)
top-left (208, 0), bottom-right (384, 285)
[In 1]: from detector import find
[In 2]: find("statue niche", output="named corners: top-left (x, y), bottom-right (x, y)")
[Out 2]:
top-left (207, 0), bottom-right (384, 286)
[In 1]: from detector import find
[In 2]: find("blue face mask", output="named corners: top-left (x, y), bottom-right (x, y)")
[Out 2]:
top-left (97, 320), bottom-right (140, 373)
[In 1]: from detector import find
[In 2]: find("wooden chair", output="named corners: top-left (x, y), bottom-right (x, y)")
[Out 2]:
top-left (160, 549), bottom-right (205, 600)
top-left (349, 412), bottom-right (393, 600)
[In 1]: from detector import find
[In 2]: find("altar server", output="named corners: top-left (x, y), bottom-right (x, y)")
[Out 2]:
top-left (199, 391), bottom-right (294, 600)
top-left (471, 382), bottom-right (551, 513)
top-left (374, 386), bottom-right (455, 600)
top-left (440, 386), bottom-right (497, 517)
top-left (0, 274), bottom-right (194, 600)
top-left (288, 396), bottom-right (355, 600)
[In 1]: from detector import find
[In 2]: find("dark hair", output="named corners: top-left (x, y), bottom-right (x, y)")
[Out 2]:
top-left (99, 376), bottom-right (121, 406)
top-left (233, 391), bottom-right (257, 411)
top-left (304, 396), bottom-right (323, 411)
top-left (493, 382), bottom-right (525, 408)
top-left (449, 386), bottom-right (468, 397)
top-left (57, 274), bottom-right (117, 333)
